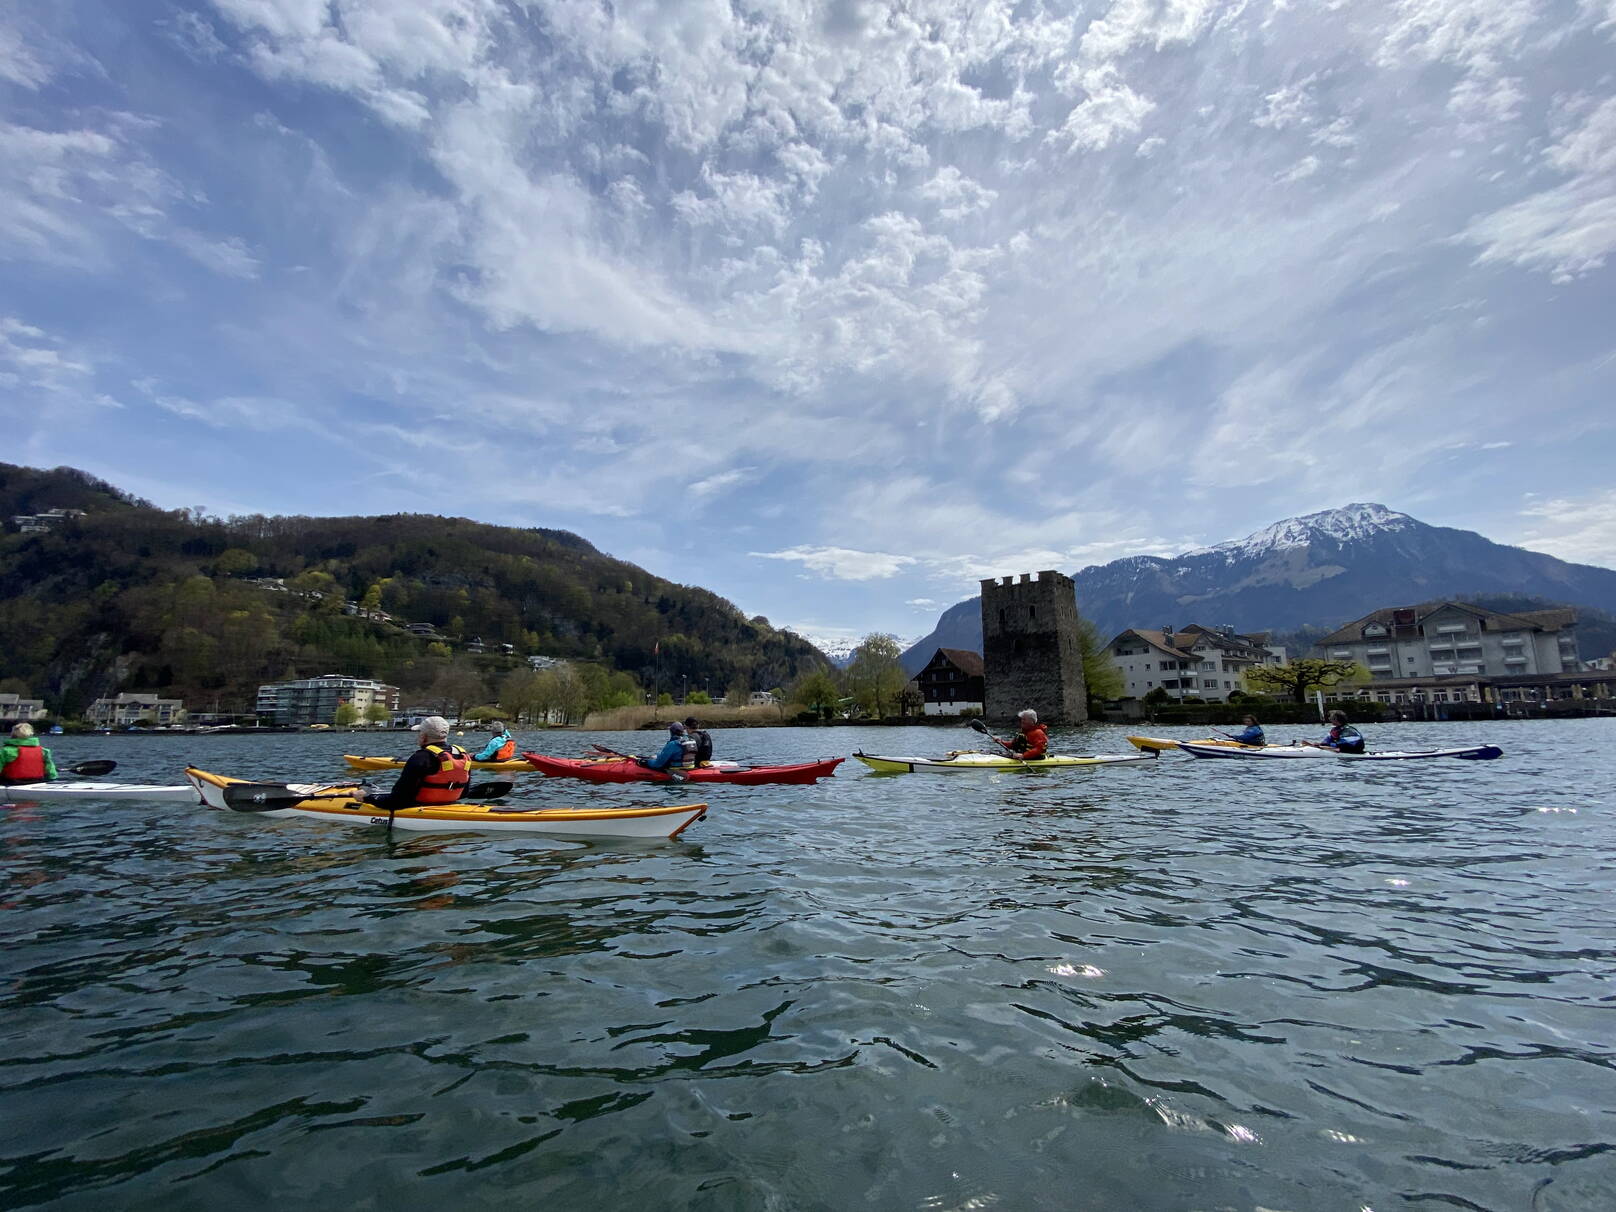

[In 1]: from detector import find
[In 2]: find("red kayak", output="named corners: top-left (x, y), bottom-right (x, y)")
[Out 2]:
top-left (525, 753), bottom-right (844, 785)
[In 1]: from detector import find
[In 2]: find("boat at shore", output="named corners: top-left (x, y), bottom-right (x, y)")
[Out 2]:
top-left (525, 753), bottom-right (843, 785)
top-left (1176, 742), bottom-right (1503, 761)
top-left (853, 750), bottom-right (1156, 773)
top-left (185, 768), bottom-right (709, 838)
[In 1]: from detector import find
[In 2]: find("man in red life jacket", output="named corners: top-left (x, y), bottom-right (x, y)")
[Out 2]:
top-left (1002, 709), bottom-right (1049, 760)
top-left (364, 716), bottom-right (471, 809)
top-left (1, 723), bottom-right (58, 784)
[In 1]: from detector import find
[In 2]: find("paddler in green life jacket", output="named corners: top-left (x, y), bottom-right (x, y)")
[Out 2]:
top-left (1, 723), bottom-right (59, 784)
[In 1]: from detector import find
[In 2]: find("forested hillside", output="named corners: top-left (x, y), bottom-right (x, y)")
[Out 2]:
top-left (0, 464), bottom-right (828, 717)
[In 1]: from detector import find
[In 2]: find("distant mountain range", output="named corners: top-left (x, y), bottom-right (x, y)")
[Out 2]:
top-left (901, 504), bottom-right (1616, 672)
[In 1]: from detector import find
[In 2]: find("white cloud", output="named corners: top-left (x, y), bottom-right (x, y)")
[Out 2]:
top-left (0, 316), bottom-right (120, 408)
top-left (1515, 490), bottom-right (1616, 567)
top-left (751, 545), bottom-right (919, 581)
top-left (688, 467), bottom-right (758, 498)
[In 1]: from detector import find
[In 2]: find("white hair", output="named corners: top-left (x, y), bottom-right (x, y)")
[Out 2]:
top-left (1017, 709), bottom-right (1038, 723)
top-left (11, 722), bottom-right (34, 739)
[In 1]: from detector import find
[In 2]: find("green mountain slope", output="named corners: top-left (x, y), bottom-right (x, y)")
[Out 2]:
top-left (0, 463), bottom-right (828, 716)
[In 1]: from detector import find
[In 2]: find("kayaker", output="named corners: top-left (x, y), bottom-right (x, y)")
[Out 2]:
top-left (1001, 710), bottom-right (1049, 760)
top-left (1308, 710), bottom-right (1365, 754)
top-left (683, 717), bottom-right (714, 765)
top-left (363, 716), bottom-right (471, 809)
top-left (471, 720), bottom-right (516, 762)
top-left (640, 722), bottom-right (697, 772)
top-left (1229, 715), bottom-right (1265, 746)
top-left (1, 723), bottom-right (58, 785)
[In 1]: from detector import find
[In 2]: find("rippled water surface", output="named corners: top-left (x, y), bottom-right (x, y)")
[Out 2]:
top-left (4, 720), bottom-right (1615, 1210)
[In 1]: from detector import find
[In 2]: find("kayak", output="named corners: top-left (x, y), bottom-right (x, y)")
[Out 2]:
top-left (1176, 742), bottom-right (1504, 761)
top-left (342, 754), bottom-right (537, 774)
top-left (1127, 735), bottom-right (1268, 753)
top-left (853, 750), bottom-right (1157, 773)
top-left (524, 753), bottom-right (843, 785)
top-left (1, 781), bottom-right (199, 804)
top-left (185, 768), bottom-right (708, 838)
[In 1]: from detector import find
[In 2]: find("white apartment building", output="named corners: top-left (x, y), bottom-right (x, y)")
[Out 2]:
top-left (256, 675), bottom-right (401, 725)
top-left (89, 693), bottom-right (187, 727)
top-left (1317, 602), bottom-right (1578, 680)
top-left (0, 693), bottom-right (48, 722)
top-left (1107, 624), bottom-right (1286, 702)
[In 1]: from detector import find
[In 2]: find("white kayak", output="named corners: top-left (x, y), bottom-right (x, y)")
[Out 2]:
top-left (0, 781), bottom-right (199, 804)
top-left (186, 768), bottom-right (709, 839)
top-left (1177, 741), bottom-right (1503, 761)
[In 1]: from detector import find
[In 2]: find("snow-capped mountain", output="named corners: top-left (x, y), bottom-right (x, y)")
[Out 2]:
top-left (1183, 503), bottom-right (1417, 559)
top-left (901, 504), bottom-right (1616, 672)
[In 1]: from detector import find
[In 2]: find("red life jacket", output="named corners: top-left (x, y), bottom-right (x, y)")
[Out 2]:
top-left (415, 743), bottom-right (471, 804)
top-left (1019, 725), bottom-right (1049, 760)
top-left (492, 738), bottom-right (516, 761)
top-left (2, 742), bottom-right (47, 782)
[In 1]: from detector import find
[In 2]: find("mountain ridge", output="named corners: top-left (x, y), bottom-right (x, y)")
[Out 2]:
top-left (901, 504), bottom-right (1616, 672)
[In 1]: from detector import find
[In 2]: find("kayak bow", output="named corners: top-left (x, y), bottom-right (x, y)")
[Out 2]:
top-left (1176, 742), bottom-right (1504, 761)
top-left (0, 781), bottom-right (199, 804)
top-left (524, 754), bottom-right (843, 785)
top-left (853, 750), bottom-right (1156, 773)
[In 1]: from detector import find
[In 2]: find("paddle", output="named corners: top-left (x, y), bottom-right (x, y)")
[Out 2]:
top-left (65, 760), bottom-right (118, 777)
top-left (587, 742), bottom-right (687, 781)
top-left (221, 779), bottom-right (515, 812)
top-left (967, 718), bottom-right (1019, 755)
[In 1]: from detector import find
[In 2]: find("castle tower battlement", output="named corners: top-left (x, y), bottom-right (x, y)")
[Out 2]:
top-left (980, 570), bottom-right (1088, 724)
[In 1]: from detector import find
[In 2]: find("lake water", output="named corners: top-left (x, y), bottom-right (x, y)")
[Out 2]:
top-left (3, 719), bottom-right (1614, 1210)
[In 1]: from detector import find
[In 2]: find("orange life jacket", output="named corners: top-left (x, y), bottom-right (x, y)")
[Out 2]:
top-left (415, 743), bottom-right (471, 804)
top-left (2, 742), bottom-right (47, 782)
top-left (492, 738), bottom-right (516, 761)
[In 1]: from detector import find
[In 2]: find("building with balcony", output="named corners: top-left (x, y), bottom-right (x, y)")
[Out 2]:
top-left (89, 694), bottom-right (187, 727)
top-left (255, 675), bottom-right (400, 725)
top-left (1106, 624), bottom-right (1286, 702)
top-left (1316, 602), bottom-right (1578, 680)
top-left (913, 648), bottom-right (985, 715)
top-left (0, 693), bottom-right (48, 723)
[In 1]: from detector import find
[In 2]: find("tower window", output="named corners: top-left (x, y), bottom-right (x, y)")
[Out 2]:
top-left (1028, 606), bottom-right (1036, 621)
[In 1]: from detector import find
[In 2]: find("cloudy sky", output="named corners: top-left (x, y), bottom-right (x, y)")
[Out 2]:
top-left (4, 0), bottom-right (1614, 650)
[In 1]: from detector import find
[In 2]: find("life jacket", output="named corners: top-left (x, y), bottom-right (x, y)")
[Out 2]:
top-left (691, 730), bottom-right (713, 764)
top-left (675, 736), bottom-right (697, 769)
top-left (2, 740), bottom-right (47, 783)
top-left (415, 743), bottom-right (471, 804)
top-left (492, 736), bottom-right (516, 761)
top-left (1010, 725), bottom-right (1049, 759)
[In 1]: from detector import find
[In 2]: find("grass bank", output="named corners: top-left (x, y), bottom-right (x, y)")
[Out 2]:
top-left (581, 704), bottom-right (793, 730)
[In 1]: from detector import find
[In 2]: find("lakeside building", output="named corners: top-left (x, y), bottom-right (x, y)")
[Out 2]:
top-left (1107, 624), bottom-right (1286, 702)
top-left (1330, 669), bottom-right (1616, 710)
top-left (256, 675), bottom-right (400, 725)
top-left (981, 570), bottom-right (1088, 724)
top-left (0, 693), bottom-right (48, 723)
top-left (9, 507), bottom-right (87, 534)
top-left (1316, 601), bottom-right (1578, 679)
top-left (89, 693), bottom-right (186, 727)
top-left (914, 648), bottom-right (985, 716)
top-left (747, 691), bottom-right (779, 706)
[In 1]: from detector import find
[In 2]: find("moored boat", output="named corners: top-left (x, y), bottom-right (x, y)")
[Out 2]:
top-left (524, 753), bottom-right (843, 785)
top-left (853, 750), bottom-right (1156, 773)
top-left (342, 754), bottom-right (537, 774)
top-left (0, 781), bottom-right (199, 804)
top-left (1176, 741), bottom-right (1503, 761)
top-left (185, 768), bottom-right (708, 838)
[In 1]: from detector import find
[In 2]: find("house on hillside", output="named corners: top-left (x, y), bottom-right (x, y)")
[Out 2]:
top-left (1107, 624), bottom-right (1284, 702)
top-left (914, 648), bottom-right (985, 715)
top-left (89, 693), bottom-right (186, 728)
top-left (1316, 601), bottom-right (1579, 679)
top-left (0, 693), bottom-right (47, 723)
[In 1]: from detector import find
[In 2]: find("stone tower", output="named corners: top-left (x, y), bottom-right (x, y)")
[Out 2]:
top-left (980, 570), bottom-right (1088, 724)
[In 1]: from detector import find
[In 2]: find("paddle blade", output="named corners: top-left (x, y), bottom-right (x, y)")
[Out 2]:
top-left (465, 780), bottom-right (514, 799)
top-left (66, 760), bottom-right (117, 777)
top-left (221, 783), bottom-right (306, 812)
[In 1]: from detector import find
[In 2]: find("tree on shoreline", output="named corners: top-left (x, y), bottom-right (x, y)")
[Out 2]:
top-left (1243, 658), bottom-right (1366, 703)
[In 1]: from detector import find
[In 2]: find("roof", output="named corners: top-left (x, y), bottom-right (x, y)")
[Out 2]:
top-left (1108, 626), bottom-right (1270, 662)
top-left (1319, 600), bottom-right (1579, 645)
top-left (926, 647), bottom-right (984, 676)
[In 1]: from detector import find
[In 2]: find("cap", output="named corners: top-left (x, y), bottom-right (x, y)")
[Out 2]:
top-left (488, 720), bottom-right (505, 732)
top-left (669, 722), bottom-right (686, 734)
top-left (413, 715), bottom-right (450, 738)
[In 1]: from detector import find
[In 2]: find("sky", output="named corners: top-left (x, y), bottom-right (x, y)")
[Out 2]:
top-left (3, 0), bottom-right (1615, 654)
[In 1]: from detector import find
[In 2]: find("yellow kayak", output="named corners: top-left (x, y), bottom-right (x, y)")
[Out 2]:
top-left (1125, 735), bottom-right (1264, 753)
top-left (342, 754), bottom-right (536, 774)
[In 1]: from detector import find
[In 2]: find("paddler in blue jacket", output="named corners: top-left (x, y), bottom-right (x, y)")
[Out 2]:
top-left (1308, 710), bottom-right (1365, 754)
top-left (640, 722), bottom-right (697, 772)
top-left (1229, 715), bottom-right (1265, 746)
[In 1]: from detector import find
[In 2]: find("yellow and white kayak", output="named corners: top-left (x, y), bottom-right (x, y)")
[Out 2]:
top-left (185, 769), bottom-right (708, 839)
top-left (853, 750), bottom-right (1156, 773)
top-left (341, 754), bottom-right (536, 774)
top-left (1126, 735), bottom-right (1265, 753)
